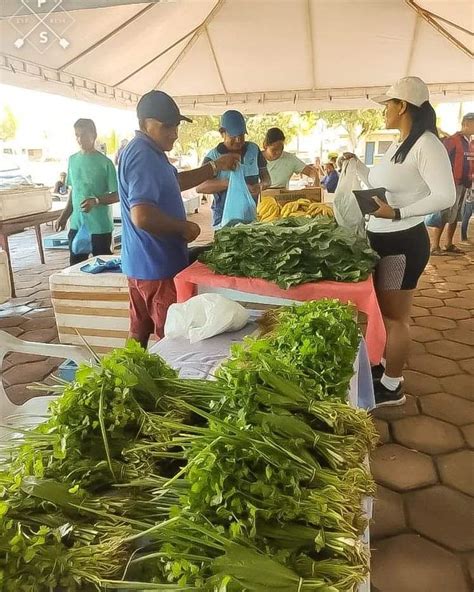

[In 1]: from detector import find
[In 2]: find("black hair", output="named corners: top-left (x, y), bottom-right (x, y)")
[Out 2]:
top-left (74, 118), bottom-right (97, 135)
top-left (392, 101), bottom-right (438, 164)
top-left (264, 127), bottom-right (285, 145)
top-left (462, 112), bottom-right (474, 125)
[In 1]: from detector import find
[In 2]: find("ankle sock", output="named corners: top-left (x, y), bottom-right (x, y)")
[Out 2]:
top-left (381, 373), bottom-right (402, 391)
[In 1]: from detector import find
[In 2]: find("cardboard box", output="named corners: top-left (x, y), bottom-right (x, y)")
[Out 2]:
top-left (261, 187), bottom-right (322, 204)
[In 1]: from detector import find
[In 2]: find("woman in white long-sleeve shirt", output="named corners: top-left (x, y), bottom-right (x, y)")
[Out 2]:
top-left (348, 77), bottom-right (455, 408)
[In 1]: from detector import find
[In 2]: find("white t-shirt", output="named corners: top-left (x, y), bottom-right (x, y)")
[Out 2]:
top-left (267, 151), bottom-right (307, 188)
top-left (355, 131), bottom-right (456, 233)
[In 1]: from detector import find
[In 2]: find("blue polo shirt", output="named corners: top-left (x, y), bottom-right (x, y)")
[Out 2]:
top-left (118, 131), bottom-right (188, 280)
top-left (203, 142), bottom-right (267, 227)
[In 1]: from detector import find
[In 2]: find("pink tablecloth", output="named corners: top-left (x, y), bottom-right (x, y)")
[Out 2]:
top-left (174, 262), bottom-right (385, 364)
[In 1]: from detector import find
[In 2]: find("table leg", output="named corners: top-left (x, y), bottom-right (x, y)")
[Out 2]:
top-left (0, 232), bottom-right (15, 299)
top-left (35, 224), bottom-right (46, 265)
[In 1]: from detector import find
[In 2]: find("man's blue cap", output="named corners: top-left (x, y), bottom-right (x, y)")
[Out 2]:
top-left (220, 110), bottom-right (247, 136)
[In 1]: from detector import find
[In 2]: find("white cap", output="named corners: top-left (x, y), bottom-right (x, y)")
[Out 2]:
top-left (372, 76), bottom-right (430, 108)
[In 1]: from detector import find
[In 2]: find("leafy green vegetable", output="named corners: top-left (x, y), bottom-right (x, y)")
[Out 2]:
top-left (201, 217), bottom-right (379, 288)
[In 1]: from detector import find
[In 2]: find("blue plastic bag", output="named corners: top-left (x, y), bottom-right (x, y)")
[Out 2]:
top-left (80, 257), bottom-right (121, 274)
top-left (71, 220), bottom-right (92, 255)
top-left (220, 165), bottom-right (257, 228)
top-left (424, 211), bottom-right (443, 228)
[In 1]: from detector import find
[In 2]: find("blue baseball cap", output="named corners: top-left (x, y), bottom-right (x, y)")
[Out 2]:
top-left (137, 90), bottom-right (192, 126)
top-left (220, 110), bottom-right (247, 136)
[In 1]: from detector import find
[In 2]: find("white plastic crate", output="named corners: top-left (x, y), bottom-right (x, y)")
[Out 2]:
top-left (0, 186), bottom-right (52, 221)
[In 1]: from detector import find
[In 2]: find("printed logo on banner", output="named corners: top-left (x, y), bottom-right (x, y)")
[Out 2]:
top-left (8, 0), bottom-right (75, 54)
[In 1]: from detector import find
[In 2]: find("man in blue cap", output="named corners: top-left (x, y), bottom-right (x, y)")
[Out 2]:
top-left (118, 91), bottom-right (240, 348)
top-left (197, 110), bottom-right (271, 227)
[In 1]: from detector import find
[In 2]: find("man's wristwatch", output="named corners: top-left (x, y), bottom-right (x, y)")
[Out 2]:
top-left (94, 197), bottom-right (100, 206)
top-left (393, 208), bottom-right (401, 221)
top-left (208, 160), bottom-right (218, 177)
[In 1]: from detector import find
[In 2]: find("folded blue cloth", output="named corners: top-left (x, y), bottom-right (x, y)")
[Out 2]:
top-left (80, 257), bottom-right (122, 274)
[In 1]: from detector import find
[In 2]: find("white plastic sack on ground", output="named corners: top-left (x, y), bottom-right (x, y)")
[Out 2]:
top-left (333, 159), bottom-right (366, 236)
top-left (164, 294), bottom-right (250, 343)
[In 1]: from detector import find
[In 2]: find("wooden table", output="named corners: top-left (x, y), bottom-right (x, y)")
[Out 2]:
top-left (0, 209), bottom-right (63, 298)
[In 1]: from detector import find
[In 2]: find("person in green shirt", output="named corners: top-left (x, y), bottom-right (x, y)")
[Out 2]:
top-left (55, 118), bottom-right (119, 265)
top-left (262, 128), bottom-right (319, 188)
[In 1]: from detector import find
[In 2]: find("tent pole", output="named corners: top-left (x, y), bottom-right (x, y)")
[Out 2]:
top-left (58, 3), bottom-right (156, 71)
top-left (154, 0), bottom-right (226, 89)
top-left (404, 0), bottom-right (473, 58)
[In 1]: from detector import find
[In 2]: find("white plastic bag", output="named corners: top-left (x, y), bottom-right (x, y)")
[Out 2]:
top-left (333, 159), bottom-right (366, 236)
top-left (164, 294), bottom-right (250, 343)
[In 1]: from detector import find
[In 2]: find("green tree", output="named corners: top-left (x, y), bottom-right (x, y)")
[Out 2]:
top-left (175, 116), bottom-right (220, 162)
top-left (246, 113), bottom-right (301, 147)
top-left (0, 106), bottom-right (18, 142)
top-left (316, 109), bottom-right (384, 152)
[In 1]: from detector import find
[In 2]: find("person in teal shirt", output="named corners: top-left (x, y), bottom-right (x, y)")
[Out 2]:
top-left (56, 118), bottom-right (119, 265)
top-left (263, 128), bottom-right (319, 188)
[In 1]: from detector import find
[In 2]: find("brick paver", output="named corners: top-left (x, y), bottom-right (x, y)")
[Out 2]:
top-left (0, 210), bottom-right (472, 591)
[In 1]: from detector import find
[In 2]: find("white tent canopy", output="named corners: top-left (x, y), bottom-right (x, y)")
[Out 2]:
top-left (1, 0), bottom-right (472, 113)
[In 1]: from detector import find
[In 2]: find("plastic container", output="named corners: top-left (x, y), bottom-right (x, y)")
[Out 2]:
top-left (0, 186), bottom-right (52, 220)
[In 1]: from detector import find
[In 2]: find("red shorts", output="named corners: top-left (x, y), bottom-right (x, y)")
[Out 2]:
top-left (128, 278), bottom-right (177, 341)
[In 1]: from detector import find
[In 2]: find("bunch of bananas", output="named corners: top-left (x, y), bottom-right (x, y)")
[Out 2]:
top-left (257, 197), bottom-right (334, 222)
top-left (257, 196), bottom-right (281, 222)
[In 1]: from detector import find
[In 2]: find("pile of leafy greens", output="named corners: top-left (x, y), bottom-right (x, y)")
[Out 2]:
top-left (0, 301), bottom-right (376, 592)
top-left (200, 217), bottom-right (379, 289)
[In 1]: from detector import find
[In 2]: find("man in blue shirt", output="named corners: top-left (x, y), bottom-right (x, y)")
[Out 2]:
top-left (320, 162), bottom-right (340, 193)
top-left (197, 110), bottom-right (271, 227)
top-left (119, 91), bottom-right (239, 347)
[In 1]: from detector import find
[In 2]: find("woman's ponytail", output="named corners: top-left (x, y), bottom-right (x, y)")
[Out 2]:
top-left (392, 101), bottom-right (439, 164)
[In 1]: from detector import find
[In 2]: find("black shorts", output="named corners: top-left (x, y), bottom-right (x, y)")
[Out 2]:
top-left (68, 229), bottom-right (112, 267)
top-left (367, 223), bottom-right (430, 291)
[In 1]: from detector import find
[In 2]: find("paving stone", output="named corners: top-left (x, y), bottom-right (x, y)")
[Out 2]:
top-left (410, 306), bottom-right (430, 318)
top-left (408, 353), bottom-right (459, 377)
top-left (372, 394), bottom-right (419, 421)
top-left (410, 326), bottom-right (443, 343)
top-left (450, 297), bottom-right (474, 310)
top-left (458, 289), bottom-right (474, 299)
top-left (435, 282), bottom-right (467, 292)
top-left (371, 485), bottom-right (406, 540)
top-left (442, 328), bottom-right (474, 346)
top-left (420, 393), bottom-right (474, 426)
top-left (413, 296), bottom-right (444, 309)
top-left (403, 370), bottom-right (441, 396)
top-left (405, 485), bottom-right (474, 552)
top-left (371, 444), bottom-right (437, 492)
top-left (420, 288), bottom-right (457, 299)
top-left (2, 359), bottom-right (59, 387)
top-left (410, 341), bottom-right (425, 355)
top-left (5, 352), bottom-right (48, 365)
top-left (0, 305), bottom-right (31, 317)
top-left (373, 418), bottom-right (390, 445)
top-left (25, 308), bottom-right (55, 319)
top-left (461, 424), bottom-right (474, 448)
top-left (415, 316), bottom-right (457, 330)
top-left (371, 534), bottom-right (469, 592)
top-left (0, 316), bottom-right (25, 328)
top-left (20, 317), bottom-right (57, 331)
top-left (438, 450), bottom-right (474, 496)
top-left (425, 340), bottom-right (473, 361)
top-left (3, 384), bottom-right (48, 405)
top-left (440, 375), bottom-right (473, 401)
top-left (392, 415), bottom-right (463, 454)
top-left (433, 306), bottom-right (470, 320)
top-left (459, 358), bottom-right (474, 375)
top-left (1, 326), bottom-right (23, 337)
top-left (443, 275), bottom-right (473, 285)
top-left (20, 328), bottom-right (58, 343)
top-left (457, 318), bottom-right (474, 331)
